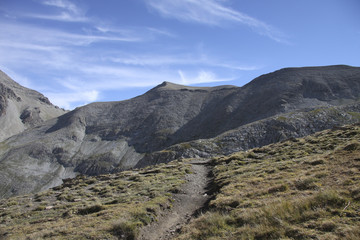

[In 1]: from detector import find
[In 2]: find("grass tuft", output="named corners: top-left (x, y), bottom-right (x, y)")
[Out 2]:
top-left (112, 220), bottom-right (141, 240)
top-left (77, 204), bottom-right (104, 215)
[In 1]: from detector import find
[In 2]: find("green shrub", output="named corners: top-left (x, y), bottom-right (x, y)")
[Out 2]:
top-left (314, 172), bottom-right (328, 179)
top-left (306, 159), bottom-right (325, 165)
top-left (310, 190), bottom-right (346, 208)
top-left (343, 142), bottom-right (360, 151)
top-left (112, 221), bottom-right (141, 240)
top-left (295, 177), bottom-right (318, 190)
top-left (6, 201), bottom-right (18, 206)
top-left (77, 204), bottom-right (104, 215)
top-left (268, 184), bottom-right (289, 194)
top-left (318, 220), bottom-right (337, 232)
top-left (132, 210), bottom-right (153, 225)
top-left (34, 205), bottom-right (47, 211)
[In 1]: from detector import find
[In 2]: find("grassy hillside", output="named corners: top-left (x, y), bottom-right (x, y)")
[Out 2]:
top-left (1, 124), bottom-right (359, 240)
top-left (177, 124), bottom-right (360, 240)
top-left (0, 161), bottom-right (190, 239)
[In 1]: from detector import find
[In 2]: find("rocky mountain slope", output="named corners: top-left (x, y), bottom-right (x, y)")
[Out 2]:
top-left (1, 124), bottom-right (359, 239)
top-left (0, 70), bottom-right (66, 141)
top-left (138, 101), bottom-right (360, 167)
top-left (0, 65), bottom-right (359, 198)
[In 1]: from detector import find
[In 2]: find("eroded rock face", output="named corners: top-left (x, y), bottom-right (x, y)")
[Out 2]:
top-left (0, 65), bottom-right (360, 198)
top-left (0, 71), bottom-right (66, 141)
top-left (0, 82), bottom-right (18, 117)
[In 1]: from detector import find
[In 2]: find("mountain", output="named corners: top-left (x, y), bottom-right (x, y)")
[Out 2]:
top-left (0, 70), bottom-right (66, 141)
top-left (0, 65), bottom-right (360, 198)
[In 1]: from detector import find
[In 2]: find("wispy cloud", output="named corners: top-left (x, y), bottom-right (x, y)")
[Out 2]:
top-left (106, 53), bottom-right (258, 71)
top-left (46, 90), bottom-right (99, 110)
top-left (0, 22), bottom-right (141, 50)
top-left (0, 21), bottom-right (154, 108)
top-left (0, 19), bottom-right (253, 108)
top-left (42, 0), bottom-right (80, 13)
top-left (178, 70), bottom-right (233, 85)
top-left (146, 0), bottom-right (289, 43)
top-left (0, 0), bottom-right (259, 109)
top-left (27, 12), bottom-right (88, 22)
top-left (34, 0), bottom-right (88, 22)
top-left (147, 27), bottom-right (176, 38)
top-left (0, 67), bottom-right (33, 89)
top-left (52, 63), bottom-right (235, 90)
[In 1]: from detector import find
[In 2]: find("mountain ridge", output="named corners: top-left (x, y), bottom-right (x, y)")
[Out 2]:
top-left (151, 81), bottom-right (237, 92)
top-left (0, 65), bottom-right (359, 198)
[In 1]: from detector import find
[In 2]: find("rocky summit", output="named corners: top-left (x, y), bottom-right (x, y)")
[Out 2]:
top-left (0, 65), bottom-right (360, 198)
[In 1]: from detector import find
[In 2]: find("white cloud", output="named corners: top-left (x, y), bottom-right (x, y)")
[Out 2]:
top-left (0, 20), bottom-right (151, 72)
top-left (0, 0), bottom-right (261, 109)
top-left (46, 90), bottom-right (99, 110)
top-left (37, 0), bottom-right (88, 22)
top-left (107, 55), bottom-right (191, 66)
top-left (0, 22), bottom-right (141, 49)
top-left (146, 0), bottom-right (289, 43)
top-left (147, 27), bottom-right (176, 38)
top-left (106, 53), bottom-right (259, 71)
top-left (42, 0), bottom-right (80, 14)
top-left (57, 64), bottom-right (235, 90)
top-left (210, 62), bottom-right (259, 71)
top-left (75, 65), bottom-right (179, 88)
top-left (0, 67), bottom-right (33, 89)
top-left (0, 18), bottom-right (253, 108)
top-left (27, 12), bottom-right (88, 22)
top-left (178, 70), bottom-right (232, 85)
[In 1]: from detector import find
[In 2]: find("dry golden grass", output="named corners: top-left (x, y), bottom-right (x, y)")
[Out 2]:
top-left (1, 124), bottom-right (360, 239)
top-left (177, 124), bottom-right (360, 240)
top-left (0, 160), bottom-right (190, 239)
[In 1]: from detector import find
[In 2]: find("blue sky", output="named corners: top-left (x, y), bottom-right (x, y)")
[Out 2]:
top-left (0, 0), bottom-right (359, 109)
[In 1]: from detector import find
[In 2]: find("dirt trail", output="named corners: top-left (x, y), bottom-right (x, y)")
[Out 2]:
top-left (138, 159), bottom-right (211, 240)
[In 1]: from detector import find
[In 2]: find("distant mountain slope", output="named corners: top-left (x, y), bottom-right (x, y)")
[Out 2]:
top-left (136, 102), bottom-right (360, 167)
top-left (0, 71), bottom-right (66, 141)
top-left (0, 65), bottom-right (359, 198)
top-left (173, 65), bottom-right (360, 142)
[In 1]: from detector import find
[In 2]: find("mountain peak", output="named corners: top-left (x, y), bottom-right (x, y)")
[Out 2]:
top-left (157, 81), bottom-right (184, 89)
top-left (155, 81), bottom-right (203, 91)
top-left (153, 81), bottom-right (237, 92)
